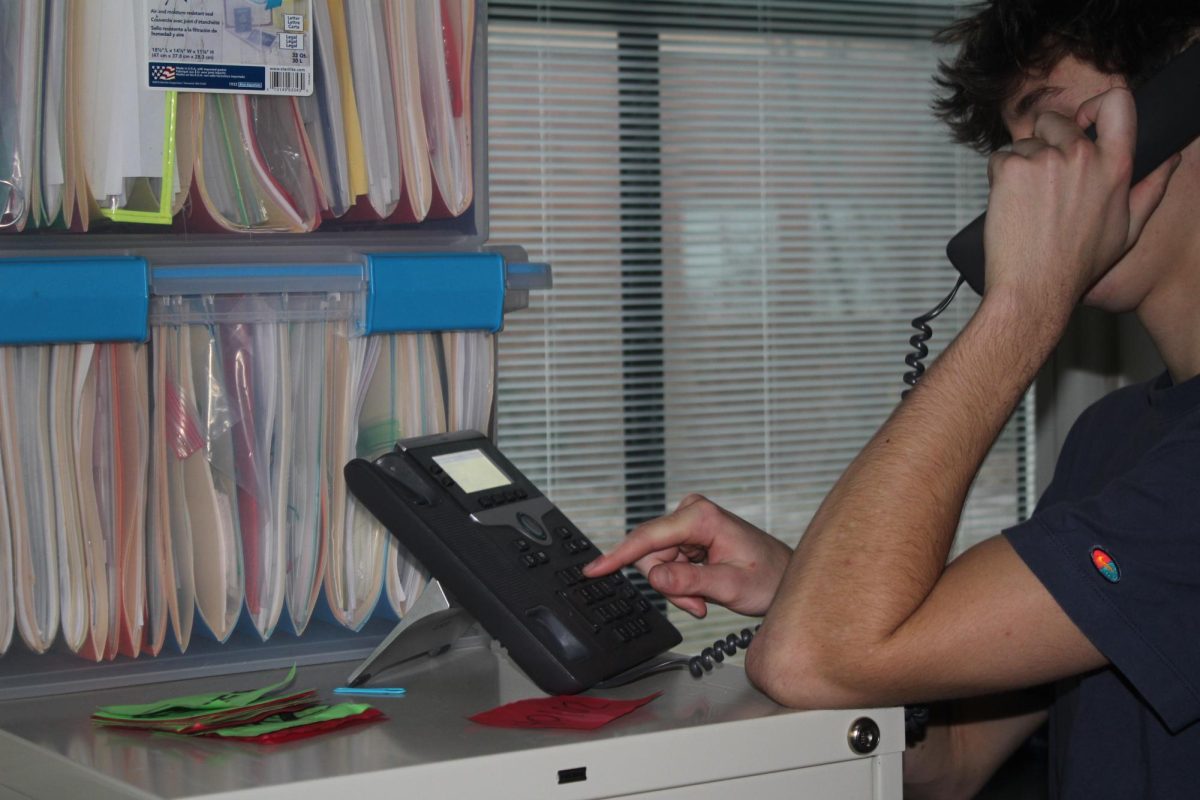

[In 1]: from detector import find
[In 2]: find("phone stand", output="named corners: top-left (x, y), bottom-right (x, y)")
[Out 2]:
top-left (345, 578), bottom-right (477, 687)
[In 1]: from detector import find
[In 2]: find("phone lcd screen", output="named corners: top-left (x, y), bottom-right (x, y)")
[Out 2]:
top-left (434, 449), bottom-right (512, 494)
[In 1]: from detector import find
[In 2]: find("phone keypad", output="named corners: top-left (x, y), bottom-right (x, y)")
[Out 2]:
top-left (546, 572), bottom-right (657, 645)
top-left (525, 507), bottom-right (664, 649)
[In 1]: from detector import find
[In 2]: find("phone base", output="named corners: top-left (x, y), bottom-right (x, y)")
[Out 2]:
top-left (345, 579), bottom-right (477, 687)
top-left (592, 653), bottom-right (691, 689)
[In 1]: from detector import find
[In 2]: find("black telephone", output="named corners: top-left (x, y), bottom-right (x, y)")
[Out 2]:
top-left (344, 431), bottom-right (683, 695)
top-left (947, 42), bottom-right (1200, 295)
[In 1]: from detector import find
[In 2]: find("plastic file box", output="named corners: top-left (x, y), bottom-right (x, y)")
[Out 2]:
top-left (0, 252), bottom-right (548, 700)
top-left (2, 0), bottom-right (488, 241)
top-left (0, 0), bottom-right (553, 699)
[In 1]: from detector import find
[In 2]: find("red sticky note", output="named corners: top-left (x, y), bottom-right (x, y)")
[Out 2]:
top-left (468, 693), bottom-right (663, 731)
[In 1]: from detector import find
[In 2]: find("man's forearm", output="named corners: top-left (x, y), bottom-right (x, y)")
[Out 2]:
top-left (746, 288), bottom-right (1071, 706)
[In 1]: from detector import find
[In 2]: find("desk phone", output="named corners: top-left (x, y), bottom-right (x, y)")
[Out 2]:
top-left (344, 431), bottom-right (682, 695)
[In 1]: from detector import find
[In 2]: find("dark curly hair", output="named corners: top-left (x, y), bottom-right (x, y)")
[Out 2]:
top-left (934, 0), bottom-right (1200, 153)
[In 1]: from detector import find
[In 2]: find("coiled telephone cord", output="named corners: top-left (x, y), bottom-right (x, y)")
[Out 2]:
top-left (902, 277), bottom-right (965, 397)
top-left (687, 626), bottom-right (761, 677)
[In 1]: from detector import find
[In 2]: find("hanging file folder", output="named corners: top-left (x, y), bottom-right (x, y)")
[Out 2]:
top-left (36, 0), bottom-right (67, 227)
top-left (282, 314), bottom-right (331, 636)
top-left (76, 0), bottom-right (180, 227)
top-left (149, 324), bottom-right (198, 653)
top-left (48, 343), bottom-right (103, 660)
top-left (418, 0), bottom-right (474, 219)
top-left (385, 0), bottom-right (432, 222)
top-left (218, 300), bottom-right (287, 641)
top-left (0, 415), bottom-right (12, 656)
top-left (186, 320), bottom-right (246, 643)
top-left (1, 346), bottom-right (60, 654)
top-left (321, 324), bottom-right (387, 631)
top-left (357, 333), bottom-right (443, 618)
top-left (190, 94), bottom-right (322, 233)
top-left (344, 0), bottom-right (401, 219)
top-left (0, 0), bottom-right (43, 231)
top-left (301, 0), bottom-right (353, 218)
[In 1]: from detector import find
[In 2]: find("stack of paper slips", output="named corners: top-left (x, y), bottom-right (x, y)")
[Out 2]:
top-left (91, 667), bottom-right (385, 744)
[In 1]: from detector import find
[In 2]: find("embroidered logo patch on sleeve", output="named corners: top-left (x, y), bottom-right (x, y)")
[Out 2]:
top-left (1091, 547), bottom-right (1120, 583)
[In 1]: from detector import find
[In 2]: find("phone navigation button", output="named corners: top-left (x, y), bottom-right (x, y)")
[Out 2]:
top-left (517, 512), bottom-right (551, 544)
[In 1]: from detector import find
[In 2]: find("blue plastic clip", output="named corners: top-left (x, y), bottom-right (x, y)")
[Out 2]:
top-left (365, 252), bottom-right (506, 334)
top-left (0, 256), bottom-right (150, 345)
top-left (333, 687), bottom-right (407, 698)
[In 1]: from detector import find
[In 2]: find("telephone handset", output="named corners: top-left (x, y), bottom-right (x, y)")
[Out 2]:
top-left (344, 431), bottom-right (683, 695)
top-left (947, 42), bottom-right (1200, 295)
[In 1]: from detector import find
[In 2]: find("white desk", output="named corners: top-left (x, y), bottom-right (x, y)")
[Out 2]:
top-left (0, 644), bottom-right (903, 799)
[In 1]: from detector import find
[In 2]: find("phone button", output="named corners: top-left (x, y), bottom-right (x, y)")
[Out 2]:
top-left (516, 512), bottom-right (551, 545)
top-left (563, 538), bottom-right (591, 555)
top-left (556, 566), bottom-right (585, 586)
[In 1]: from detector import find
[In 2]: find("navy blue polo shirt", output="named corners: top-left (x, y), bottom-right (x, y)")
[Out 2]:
top-left (1004, 370), bottom-right (1200, 799)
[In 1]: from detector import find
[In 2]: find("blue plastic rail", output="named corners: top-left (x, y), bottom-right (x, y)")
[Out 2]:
top-left (0, 252), bottom-right (545, 344)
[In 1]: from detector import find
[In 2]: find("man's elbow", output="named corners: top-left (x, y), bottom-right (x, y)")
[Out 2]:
top-left (744, 634), bottom-right (877, 710)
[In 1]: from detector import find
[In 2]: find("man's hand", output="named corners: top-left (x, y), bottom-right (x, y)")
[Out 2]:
top-left (583, 494), bottom-right (793, 618)
top-left (984, 87), bottom-right (1180, 311)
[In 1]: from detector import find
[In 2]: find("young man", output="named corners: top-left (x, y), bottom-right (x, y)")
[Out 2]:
top-left (584, 2), bottom-right (1200, 797)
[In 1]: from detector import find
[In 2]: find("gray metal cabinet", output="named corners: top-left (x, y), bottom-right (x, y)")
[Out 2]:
top-left (0, 645), bottom-right (903, 799)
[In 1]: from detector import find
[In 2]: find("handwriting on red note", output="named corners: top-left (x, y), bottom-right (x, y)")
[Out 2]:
top-left (468, 693), bottom-right (663, 730)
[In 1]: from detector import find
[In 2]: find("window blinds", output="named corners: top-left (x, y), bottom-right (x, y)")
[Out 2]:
top-left (487, 0), bottom-right (1035, 655)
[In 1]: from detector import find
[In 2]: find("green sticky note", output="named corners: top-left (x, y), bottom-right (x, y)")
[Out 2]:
top-left (93, 666), bottom-right (298, 722)
top-left (98, 691), bottom-right (318, 734)
top-left (204, 703), bottom-right (374, 739)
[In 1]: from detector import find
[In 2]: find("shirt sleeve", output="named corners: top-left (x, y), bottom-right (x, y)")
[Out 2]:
top-left (1004, 420), bottom-right (1200, 733)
